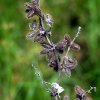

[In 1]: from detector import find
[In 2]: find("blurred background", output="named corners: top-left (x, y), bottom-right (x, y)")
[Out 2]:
top-left (0, 0), bottom-right (100, 100)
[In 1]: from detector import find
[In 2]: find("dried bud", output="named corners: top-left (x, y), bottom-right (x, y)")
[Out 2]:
top-left (56, 35), bottom-right (71, 54)
top-left (65, 35), bottom-right (80, 51)
top-left (40, 49), bottom-right (51, 54)
top-left (24, 2), bottom-right (35, 18)
top-left (34, 33), bottom-right (45, 43)
top-left (49, 60), bottom-right (58, 71)
top-left (64, 35), bottom-right (71, 44)
top-left (74, 86), bottom-right (86, 100)
top-left (24, 0), bottom-right (43, 19)
top-left (70, 42), bottom-right (80, 51)
top-left (41, 42), bottom-right (52, 49)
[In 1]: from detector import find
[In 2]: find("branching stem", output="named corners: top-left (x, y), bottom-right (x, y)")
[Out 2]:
top-left (66, 26), bottom-right (81, 57)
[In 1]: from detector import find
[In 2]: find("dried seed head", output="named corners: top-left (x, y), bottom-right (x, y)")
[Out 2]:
top-left (70, 42), bottom-right (80, 51)
top-left (56, 35), bottom-right (72, 54)
top-left (25, 0), bottom-right (43, 19)
top-left (24, 2), bottom-right (35, 18)
top-left (49, 60), bottom-right (58, 71)
top-left (75, 85), bottom-right (87, 100)
top-left (41, 42), bottom-right (52, 49)
top-left (40, 49), bottom-right (50, 54)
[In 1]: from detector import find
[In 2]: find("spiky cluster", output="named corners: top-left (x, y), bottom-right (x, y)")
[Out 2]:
top-left (25, 0), bottom-right (80, 74)
top-left (24, 0), bottom-right (95, 99)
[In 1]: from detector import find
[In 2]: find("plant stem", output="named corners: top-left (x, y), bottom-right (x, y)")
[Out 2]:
top-left (54, 95), bottom-right (58, 100)
top-left (46, 35), bottom-right (62, 85)
top-left (39, 16), bottom-right (61, 99)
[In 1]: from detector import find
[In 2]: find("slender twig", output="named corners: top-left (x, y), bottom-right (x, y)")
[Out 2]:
top-left (40, 17), bottom-right (60, 100)
top-left (66, 26), bottom-right (81, 57)
top-left (39, 17), bottom-right (45, 29)
top-left (53, 49), bottom-right (62, 85)
top-left (46, 35), bottom-right (52, 45)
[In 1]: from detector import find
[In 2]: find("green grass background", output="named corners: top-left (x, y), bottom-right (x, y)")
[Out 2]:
top-left (0, 0), bottom-right (100, 100)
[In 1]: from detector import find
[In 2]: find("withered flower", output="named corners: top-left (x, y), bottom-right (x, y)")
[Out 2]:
top-left (61, 56), bottom-right (77, 77)
top-left (33, 32), bottom-right (45, 43)
top-left (69, 42), bottom-right (80, 51)
top-left (56, 35), bottom-right (71, 54)
top-left (56, 35), bottom-right (80, 54)
top-left (49, 60), bottom-right (58, 71)
top-left (26, 22), bottom-right (46, 43)
top-left (40, 45), bottom-right (58, 71)
top-left (75, 85), bottom-right (87, 100)
top-left (41, 42), bottom-right (53, 49)
top-left (33, 26), bottom-right (46, 43)
top-left (40, 43), bottom-right (61, 71)
top-left (25, 0), bottom-right (43, 19)
top-left (51, 83), bottom-right (64, 98)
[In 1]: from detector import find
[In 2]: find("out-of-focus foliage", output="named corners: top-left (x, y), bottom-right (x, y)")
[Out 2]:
top-left (0, 0), bottom-right (100, 100)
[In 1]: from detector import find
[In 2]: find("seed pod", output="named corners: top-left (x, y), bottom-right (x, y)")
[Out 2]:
top-left (70, 43), bottom-right (80, 51)
top-left (64, 35), bottom-right (71, 45)
top-left (40, 49), bottom-right (50, 54)
top-left (25, 0), bottom-right (43, 19)
top-left (75, 85), bottom-right (86, 100)
top-left (49, 60), bottom-right (58, 71)
top-left (41, 42), bottom-right (52, 49)
top-left (56, 35), bottom-right (72, 54)
top-left (34, 33), bottom-right (44, 43)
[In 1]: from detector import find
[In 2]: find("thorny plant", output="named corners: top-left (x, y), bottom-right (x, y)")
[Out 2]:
top-left (24, 0), bottom-right (96, 100)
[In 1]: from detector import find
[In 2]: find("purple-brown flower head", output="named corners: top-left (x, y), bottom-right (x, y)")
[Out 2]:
top-left (56, 35), bottom-right (80, 54)
top-left (61, 56), bottom-right (77, 77)
top-left (56, 35), bottom-right (71, 54)
top-left (49, 60), bottom-right (58, 71)
top-left (33, 27), bottom-right (45, 43)
top-left (24, 0), bottom-right (43, 19)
